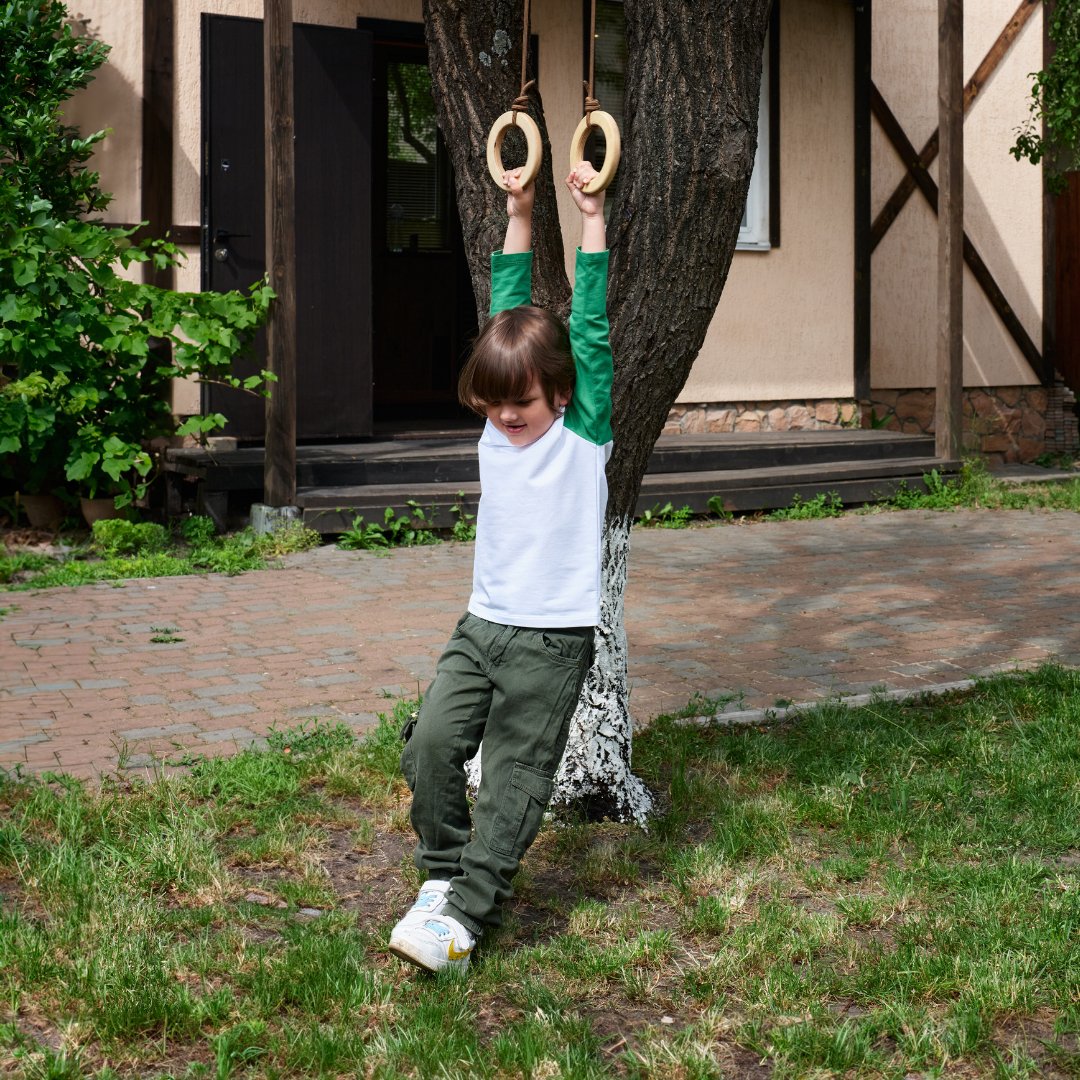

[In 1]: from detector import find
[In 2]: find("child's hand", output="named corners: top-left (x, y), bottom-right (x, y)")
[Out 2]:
top-left (565, 161), bottom-right (605, 217)
top-left (504, 168), bottom-right (535, 219)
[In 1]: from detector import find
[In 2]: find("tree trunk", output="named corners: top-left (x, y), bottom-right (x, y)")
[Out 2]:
top-left (426, 0), bottom-right (772, 820)
top-left (422, 0), bottom-right (571, 318)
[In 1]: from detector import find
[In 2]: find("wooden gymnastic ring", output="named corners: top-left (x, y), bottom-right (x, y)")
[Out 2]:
top-left (568, 110), bottom-right (621, 193)
top-left (486, 111), bottom-right (543, 190)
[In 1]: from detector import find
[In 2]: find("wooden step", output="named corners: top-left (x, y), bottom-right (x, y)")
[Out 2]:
top-left (298, 457), bottom-right (960, 533)
top-left (167, 431), bottom-right (937, 492)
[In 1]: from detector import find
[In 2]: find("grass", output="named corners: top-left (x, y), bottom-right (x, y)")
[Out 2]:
top-left (0, 516), bottom-right (321, 591)
top-left (688, 459), bottom-right (1080, 526)
top-left (2, 666), bottom-right (1079, 1077)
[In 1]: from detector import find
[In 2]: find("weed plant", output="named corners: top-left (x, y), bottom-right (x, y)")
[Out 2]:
top-left (337, 501), bottom-right (448, 551)
top-left (2, 666), bottom-right (1078, 1077)
top-left (637, 502), bottom-right (693, 528)
top-left (767, 491), bottom-right (845, 521)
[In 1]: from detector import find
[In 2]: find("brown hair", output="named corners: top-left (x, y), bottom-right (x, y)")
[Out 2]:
top-left (458, 305), bottom-right (574, 414)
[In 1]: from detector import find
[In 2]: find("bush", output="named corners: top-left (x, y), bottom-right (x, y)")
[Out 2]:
top-left (0, 1), bottom-right (274, 507)
top-left (89, 519), bottom-right (169, 558)
top-left (180, 515), bottom-right (217, 548)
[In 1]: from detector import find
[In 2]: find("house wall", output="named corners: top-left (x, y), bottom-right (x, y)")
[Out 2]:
top-left (64, 7), bottom-right (143, 226)
top-left (871, 0), bottom-right (1043, 389)
top-left (66, 1), bottom-right (1044, 441)
top-left (65, 0), bottom-right (587, 415)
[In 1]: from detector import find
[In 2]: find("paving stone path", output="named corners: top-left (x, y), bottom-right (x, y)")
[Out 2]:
top-left (2, 508), bottom-right (1079, 779)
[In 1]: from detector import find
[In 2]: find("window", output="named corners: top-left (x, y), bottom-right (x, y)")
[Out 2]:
top-left (738, 30), bottom-right (771, 250)
top-left (587, 1), bottom-right (775, 250)
top-left (384, 58), bottom-right (449, 252)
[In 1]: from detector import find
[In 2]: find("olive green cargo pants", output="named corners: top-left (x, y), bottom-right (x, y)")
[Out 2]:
top-left (400, 612), bottom-right (593, 935)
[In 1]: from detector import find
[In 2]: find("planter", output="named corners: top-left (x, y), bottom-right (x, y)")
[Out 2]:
top-left (80, 496), bottom-right (122, 527)
top-left (20, 493), bottom-right (65, 530)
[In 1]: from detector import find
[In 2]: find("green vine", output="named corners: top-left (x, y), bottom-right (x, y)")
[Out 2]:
top-left (1010, 0), bottom-right (1080, 193)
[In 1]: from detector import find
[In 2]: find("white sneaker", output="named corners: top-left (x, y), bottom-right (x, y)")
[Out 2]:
top-left (392, 880), bottom-right (451, 932)
top-left (388, 911), bottom-right (476, 973)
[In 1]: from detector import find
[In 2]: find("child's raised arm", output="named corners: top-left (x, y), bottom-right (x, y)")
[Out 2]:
top-left (565, 161), bottom-right (606, 253)
top-left (502, 168), bottom-right (533, 254)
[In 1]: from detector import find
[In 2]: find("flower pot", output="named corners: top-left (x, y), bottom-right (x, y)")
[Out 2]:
top-left (20, 493), bottom-right (65, 530)
top-left (80, 496), bottom-right (121, 527)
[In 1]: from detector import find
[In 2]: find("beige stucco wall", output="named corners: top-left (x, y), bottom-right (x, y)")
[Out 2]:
top-left (64, 5), bottom-right (143, 225)
top-left (679, 0), bottom-right (856, 404)
top-left (871, 0), bottom-right (1043, 388)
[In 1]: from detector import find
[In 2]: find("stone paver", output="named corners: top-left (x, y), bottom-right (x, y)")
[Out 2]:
top-left (2, 509), bottom-right (1079, 779)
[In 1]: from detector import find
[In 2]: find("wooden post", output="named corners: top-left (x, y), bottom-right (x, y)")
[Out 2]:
top-left (853, 0), bottom-right (872, 401)
top-left (936, 0), bottom-right (964, 460)
top-left (142, 0), bottom-right (174, 290)
top-left (263, 0), bottom-right (297, 506)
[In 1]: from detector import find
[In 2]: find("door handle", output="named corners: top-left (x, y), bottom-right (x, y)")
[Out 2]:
top-left (212, 228), bottom-right (251, 262)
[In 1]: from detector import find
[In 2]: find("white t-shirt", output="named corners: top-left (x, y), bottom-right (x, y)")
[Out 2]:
top-left (467, 248), bottom-right (613, 628)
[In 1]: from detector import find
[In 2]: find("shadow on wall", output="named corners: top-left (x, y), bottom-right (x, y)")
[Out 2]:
top-left (62, 11), bottom-right (198, 231)
top-left (962, 162), bottom-right (1042, 381)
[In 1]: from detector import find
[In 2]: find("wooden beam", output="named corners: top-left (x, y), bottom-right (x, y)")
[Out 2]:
top-left (1042, 4), bottom-right (1057, 386)
top-left (263, 0), bottom-right (297, 506)
top-left (869, 85), bottom-right (1042, 374)
top-left (871, 0), bottom-right (1038, 252)
top-left (937, 0), bottom-right (963, 461)
top-left (853, 0), bottom-right (872, 400)
top-left (142, 0), bottom-right (175, 289)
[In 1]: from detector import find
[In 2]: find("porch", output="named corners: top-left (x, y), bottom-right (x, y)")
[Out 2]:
top-left (164, 429), bottom-right (956, 532)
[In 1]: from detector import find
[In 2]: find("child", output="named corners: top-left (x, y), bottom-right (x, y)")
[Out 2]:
top-left (389, 161), bottom-right (612, 973)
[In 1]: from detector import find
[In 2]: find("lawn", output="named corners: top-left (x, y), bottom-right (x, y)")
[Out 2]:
top-left (1, 665), bottom-right (1078, 1078)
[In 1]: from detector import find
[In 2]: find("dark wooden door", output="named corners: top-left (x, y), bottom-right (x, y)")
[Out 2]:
top-left (1056, 172), bottom-right (1080, 394)
top-left (203, 15), bottom-right (373, 440)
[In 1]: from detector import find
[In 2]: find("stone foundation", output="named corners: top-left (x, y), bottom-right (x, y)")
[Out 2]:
top-left (666, 384), bottom-right (1079, 464)
top-left (863, 384), bottom-right (1077, 464)
top-left (663, 399), bottom-right (861, 435)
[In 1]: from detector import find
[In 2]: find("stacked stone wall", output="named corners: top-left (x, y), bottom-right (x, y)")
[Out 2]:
top-left (665, 385), bottom-right (1078, 464)
top-left (663, 400), bottom-right (861, 435)
top-left (862, 386), bottom-right (1074, 464)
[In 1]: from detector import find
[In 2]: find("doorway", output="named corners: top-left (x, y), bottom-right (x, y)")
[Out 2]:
top-left (202, 16), bottom-right (478, 441)
top-left (366, 21), bottom-right (479, 429)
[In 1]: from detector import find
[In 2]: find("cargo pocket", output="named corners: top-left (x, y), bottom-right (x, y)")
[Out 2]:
top-left (399, 710), bottom-right (419, 790)
top-left (539, 628), bottom-right (591, 667)
top-left (489, 762), bottom-right (554, 858)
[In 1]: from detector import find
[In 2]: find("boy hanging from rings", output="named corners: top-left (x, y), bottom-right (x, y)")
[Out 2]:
top-left (389, 160), bottom-right (612, 973)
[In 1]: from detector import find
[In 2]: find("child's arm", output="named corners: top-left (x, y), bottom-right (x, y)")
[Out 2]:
top-left (564, 161), bottom-right (612, 446)
top-left (491, 168), bottom-right (533, 315)
top-left (565, 161), bottom-right (606, 253)
top-left (502, 169), bottom-right (533, 254)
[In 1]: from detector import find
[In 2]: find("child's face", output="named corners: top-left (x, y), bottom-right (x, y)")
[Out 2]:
top-left (485, 374), bottom-right (568, 447)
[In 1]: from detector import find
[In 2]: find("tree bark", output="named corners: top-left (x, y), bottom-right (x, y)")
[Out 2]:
top-left (422, 0), bottom-right (571, 318)
top-left (426, 0), bottom-right (772, 820)
top-left (605, 0), bottom-right (772, 519)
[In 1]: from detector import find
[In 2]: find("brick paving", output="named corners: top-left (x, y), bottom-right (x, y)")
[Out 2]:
top-left (2, 508), bottom-right (1079, 779)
